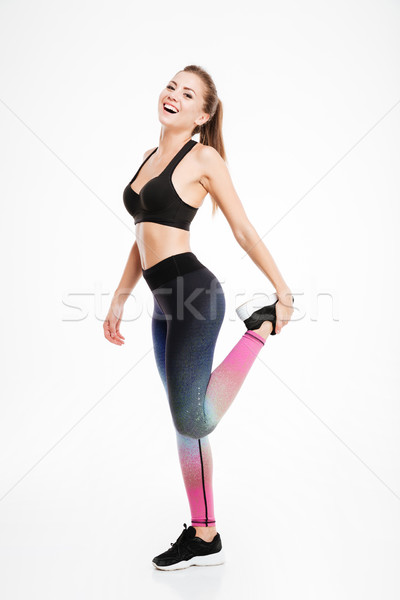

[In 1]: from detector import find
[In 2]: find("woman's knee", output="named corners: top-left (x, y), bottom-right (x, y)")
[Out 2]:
top-left (172, 411), bottom-right (215, 439)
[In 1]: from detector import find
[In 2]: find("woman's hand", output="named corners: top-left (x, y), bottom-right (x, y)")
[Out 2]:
top-left (275, 289), bottom-right (294, 334)
top-left (103, 298), bottom-right (126, 346)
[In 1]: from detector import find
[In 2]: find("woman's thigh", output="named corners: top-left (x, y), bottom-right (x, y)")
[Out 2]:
top-left (151, 296), bottom-right (168, 390)
top-left (154, 267), bottom-right (226, 438)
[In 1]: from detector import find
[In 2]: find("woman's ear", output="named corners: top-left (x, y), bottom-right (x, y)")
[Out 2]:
top-left (195, 113), bottom-right (210, 127)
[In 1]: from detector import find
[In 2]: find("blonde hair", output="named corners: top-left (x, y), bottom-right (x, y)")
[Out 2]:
top-left (181, 65), bottom-right (226, 215)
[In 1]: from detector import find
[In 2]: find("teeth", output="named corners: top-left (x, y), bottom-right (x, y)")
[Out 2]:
top-left (164, 103), bottom-right (178, 113)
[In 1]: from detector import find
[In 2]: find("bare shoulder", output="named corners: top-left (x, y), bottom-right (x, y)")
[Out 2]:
top-left (194, 142), bottom-right (226, 180)
top-left (143, 146), bottom-right (157, 160)
top-left (195, 142), bottom-right (223, 164)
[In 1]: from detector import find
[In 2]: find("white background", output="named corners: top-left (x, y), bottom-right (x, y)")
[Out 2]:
top-left (0, 0), bottom-right (399, 598)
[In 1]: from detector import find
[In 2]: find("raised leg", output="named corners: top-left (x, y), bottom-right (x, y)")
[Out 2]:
top-left (161, 270), bottom-right (268, 440)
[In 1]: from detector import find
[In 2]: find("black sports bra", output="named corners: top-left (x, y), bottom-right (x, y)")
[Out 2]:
top-left (123, 139), bottom-right (199, 231)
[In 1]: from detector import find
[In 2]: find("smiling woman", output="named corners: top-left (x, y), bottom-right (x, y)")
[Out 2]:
top-left (103, 64), bottom-right (294, 571)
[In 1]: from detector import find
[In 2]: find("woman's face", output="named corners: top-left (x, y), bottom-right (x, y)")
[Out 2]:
top-left (158, 71), bottom-right (210, 131)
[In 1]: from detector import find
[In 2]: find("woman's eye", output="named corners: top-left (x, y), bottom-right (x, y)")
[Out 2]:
top-left (165, 85), bottom-right (192, 99)
top-left (167, 85), bottom-right (193, 98)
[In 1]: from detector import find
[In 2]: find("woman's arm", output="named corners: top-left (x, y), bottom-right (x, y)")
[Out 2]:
top-left (199, 146), bottom-right (294, 333)
top-left (103, 241), bottom-right (142, 345)
top-left (113, 240), bottom-right (143, 303)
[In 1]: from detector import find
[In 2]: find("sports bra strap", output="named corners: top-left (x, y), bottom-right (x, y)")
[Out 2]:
top-left (129, 147), bottom-right (158, 185)
top-left (129, 140), bottom-right (196, 185)
top-left (163, 139), bottom-right (197, 176)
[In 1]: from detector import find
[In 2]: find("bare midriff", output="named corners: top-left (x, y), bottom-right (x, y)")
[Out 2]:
top-left (136, 222), bottom-right (192, 270)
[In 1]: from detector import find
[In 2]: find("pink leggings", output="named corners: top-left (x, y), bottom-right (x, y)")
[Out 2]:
top-left (144, 252), bottom-right (266, 528)
top-left (175, 330), bottom-right (265, 527)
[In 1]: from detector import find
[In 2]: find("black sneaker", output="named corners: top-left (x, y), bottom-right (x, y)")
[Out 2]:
top-left (236, 292), bottom-right (294, 335)
top-left (152, 523), bottom-right (225, 571)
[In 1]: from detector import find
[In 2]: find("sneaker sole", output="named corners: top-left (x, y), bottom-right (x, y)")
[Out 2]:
top-left (236, 293), bottom-right (278, 321)
top-left (152, 548), bottom-right (226, 571)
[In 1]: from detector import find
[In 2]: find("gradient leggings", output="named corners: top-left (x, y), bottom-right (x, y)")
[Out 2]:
top-left (142, 252), bottom-right (266, 528)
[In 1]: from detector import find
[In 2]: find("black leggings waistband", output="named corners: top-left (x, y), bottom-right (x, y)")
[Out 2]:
top-left (142, 252), bottom-right (206, 291)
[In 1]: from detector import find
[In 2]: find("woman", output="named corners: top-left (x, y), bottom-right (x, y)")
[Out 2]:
top-left (103, 65), bottom-right (294, 570)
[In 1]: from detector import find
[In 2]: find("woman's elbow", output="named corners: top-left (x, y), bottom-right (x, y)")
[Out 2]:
top-left (233, 222), bottom-right (257, 246)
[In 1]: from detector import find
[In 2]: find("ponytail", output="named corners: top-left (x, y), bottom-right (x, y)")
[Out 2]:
top-left (182, 65), bottom-right (226, 216)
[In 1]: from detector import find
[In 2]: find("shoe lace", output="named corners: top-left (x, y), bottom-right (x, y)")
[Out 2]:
top-left (169, 523), bottom-right (189, 555)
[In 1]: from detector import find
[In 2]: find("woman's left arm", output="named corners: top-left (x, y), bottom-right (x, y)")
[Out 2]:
top-left (199, 146), bottom-right (294, 333)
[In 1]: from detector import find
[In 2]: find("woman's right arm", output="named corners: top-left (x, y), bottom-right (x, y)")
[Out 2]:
top-left (103, 240), bottom-right (142, 345)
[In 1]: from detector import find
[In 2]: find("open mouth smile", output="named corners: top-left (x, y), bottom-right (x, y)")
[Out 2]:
top-left (163, 102), bottom-right (179, 114)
